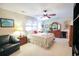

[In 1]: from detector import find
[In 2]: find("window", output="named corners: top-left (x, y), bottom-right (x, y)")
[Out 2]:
top-left (25, 20), bottom-right (38, 31)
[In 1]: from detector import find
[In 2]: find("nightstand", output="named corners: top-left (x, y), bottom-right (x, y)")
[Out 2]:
top-left (19, 36), bottom-right (27, 45)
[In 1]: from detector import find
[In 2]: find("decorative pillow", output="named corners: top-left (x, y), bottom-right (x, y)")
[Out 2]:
top-left (33, 30), bottom-right (37, 34)
top-left (9, 35), bottom-right (19, 43)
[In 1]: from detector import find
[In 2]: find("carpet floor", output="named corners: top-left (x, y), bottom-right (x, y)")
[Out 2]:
top-left (11, 38), bottom-right (72, 56)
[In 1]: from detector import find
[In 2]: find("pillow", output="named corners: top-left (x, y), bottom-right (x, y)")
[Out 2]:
top-left (33, 31), bottom-right (37, 34)
top-left (9, 35), bottom-right (19, 43)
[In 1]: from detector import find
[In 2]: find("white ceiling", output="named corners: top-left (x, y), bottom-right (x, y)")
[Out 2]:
top-left (0, 3), bottom-right (74, 18)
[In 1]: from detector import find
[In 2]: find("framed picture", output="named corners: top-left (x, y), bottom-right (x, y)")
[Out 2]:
top-left (0, 18), bottom-right (14, 27)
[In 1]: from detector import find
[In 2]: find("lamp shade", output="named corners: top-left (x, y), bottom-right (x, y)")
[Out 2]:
top-left (12, 26), bottom-right (25, 38)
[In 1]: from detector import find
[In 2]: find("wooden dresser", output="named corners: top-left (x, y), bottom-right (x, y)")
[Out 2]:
top-left (52, 30), bottom-right (61, 38)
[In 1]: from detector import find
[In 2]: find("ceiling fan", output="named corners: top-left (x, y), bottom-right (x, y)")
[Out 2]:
top-left (43, 10), bottom-right (56, 18)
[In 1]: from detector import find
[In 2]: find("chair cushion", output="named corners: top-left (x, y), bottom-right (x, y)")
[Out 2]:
top-left (2, 43), bottom-right (19, 49)
top-left (0, 43), bottom-right (20, 55)
top-left (0, 35), bottom-right (10, 46)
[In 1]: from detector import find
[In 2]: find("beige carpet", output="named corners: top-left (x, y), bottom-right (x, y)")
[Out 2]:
top-left (11, 38), bottom-right (72, 56)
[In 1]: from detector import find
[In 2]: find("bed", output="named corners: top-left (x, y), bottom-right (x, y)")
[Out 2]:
top-left (27, 33), bottom-right (55, 48)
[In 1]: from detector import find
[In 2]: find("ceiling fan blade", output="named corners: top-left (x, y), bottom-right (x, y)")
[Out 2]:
top-left (46, 15), bottom-right (51, 18)
top-left (49, 14), bottom-right (56, 16)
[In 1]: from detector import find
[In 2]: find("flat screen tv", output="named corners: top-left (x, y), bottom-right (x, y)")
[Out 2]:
top-left (0, 18), bottom-right (14, 27)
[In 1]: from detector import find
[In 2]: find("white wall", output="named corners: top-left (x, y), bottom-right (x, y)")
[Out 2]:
top-left (0, 8), bottom-right (27, 35)
top-left (42, 17), bottom-right (73, 30)
top-left (0, 8), bottom-right (73, 35)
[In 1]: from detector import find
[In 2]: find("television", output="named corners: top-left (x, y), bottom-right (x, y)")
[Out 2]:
top-left (0, 18), bottom-right (14, 27)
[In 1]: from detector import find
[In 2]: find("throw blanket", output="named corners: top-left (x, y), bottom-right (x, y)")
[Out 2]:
top-left (27, 33), bottom-right (55, 48)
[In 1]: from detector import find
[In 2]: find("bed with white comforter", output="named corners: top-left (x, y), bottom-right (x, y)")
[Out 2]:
top-left (27, 33), bottom-right (55, 48)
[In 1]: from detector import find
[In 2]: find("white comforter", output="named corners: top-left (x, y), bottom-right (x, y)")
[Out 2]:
top-left (27, 33), bottom-right (55, 48)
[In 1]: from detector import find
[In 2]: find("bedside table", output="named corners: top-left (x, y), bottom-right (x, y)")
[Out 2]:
top-left (19, 36), bottom-right (27, 45)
